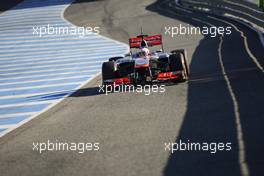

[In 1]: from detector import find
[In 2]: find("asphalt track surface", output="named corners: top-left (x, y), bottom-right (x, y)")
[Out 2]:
top-left (0, 0), bottom-right (264, 176)
top-left (0, 0), bottom-right (23, 13)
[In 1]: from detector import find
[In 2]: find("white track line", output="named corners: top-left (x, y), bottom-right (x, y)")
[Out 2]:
top-left (218, 36), bottom-right (250, 176)
top-left (223, 0), bottom-right (264, 14)
top-left (184, 0), bottom-right (264, 48)
top-left (223, 6), bottom-right (264, 23)
top-left (224, 13), bottom-right (264, 48)
top-left (208, 16), bottom-right (264, 72)
top-left (169, 2), bottom-right (250, 175)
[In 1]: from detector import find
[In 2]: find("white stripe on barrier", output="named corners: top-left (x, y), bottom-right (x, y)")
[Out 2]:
top-left (0, 89), bottom-right (76, 100)
top-left (0, 43), bottom-right (122, 52)
top-left (0, 51), bottom-right (122, 61)
top-left (0, 125), bottom-right (17, 129)
top-left (0, 82), bottom-right (83, 92)
top-left (0, 100), bottom-right (56, 109)
top-left (0, 75), bottom-right (91, 86)
top-left (0, 46), bottom-right (125, 57)
top-left (0, 65), bottom-right (100, 76)
top-left (0, 60), bottom-right (103, 72)
top-left (0, 36), bottom-right (100, 45)
top-left (0, 57), bottom-right (101, 68)
top-left (0, 70), bottom-right (97, 82)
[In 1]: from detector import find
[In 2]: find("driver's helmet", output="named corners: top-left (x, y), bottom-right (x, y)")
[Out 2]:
top-left (140, 39), bottom-right (148, 48)
top-left (137, 47), bottom-right (150, 58)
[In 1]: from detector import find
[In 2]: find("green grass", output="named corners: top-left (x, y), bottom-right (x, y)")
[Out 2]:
top-left (260, 0), bottom-right (264, 8)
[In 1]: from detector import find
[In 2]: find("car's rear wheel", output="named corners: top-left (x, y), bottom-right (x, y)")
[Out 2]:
top-left (171, 49), bottom-right (190, 77)
top-left (180, 56), bottom-right (188, 81)
top-left (169, 53), bottom-right (183, 71)
top-left (169, 53), bottom-right (188, 82)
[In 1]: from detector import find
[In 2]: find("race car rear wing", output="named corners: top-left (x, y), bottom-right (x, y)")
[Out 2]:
top-left (129, 34), bottom-right (164, 51)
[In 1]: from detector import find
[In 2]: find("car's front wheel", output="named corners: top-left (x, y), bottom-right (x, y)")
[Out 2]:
top-left (102, 61), bottom-right (116, 82)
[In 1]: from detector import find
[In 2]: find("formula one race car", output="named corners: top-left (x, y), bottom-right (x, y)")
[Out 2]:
top-left (102, 34), bottom-right (189, 85)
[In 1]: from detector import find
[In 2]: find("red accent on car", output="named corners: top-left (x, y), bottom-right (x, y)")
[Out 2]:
top-left (112, 77), bottom-right (131, 85)
top-left (156, 71), bottom-right (182, 81)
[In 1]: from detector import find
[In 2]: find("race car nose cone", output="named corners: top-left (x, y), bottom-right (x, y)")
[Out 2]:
top-left (135, 58), bottom-right (149, 66)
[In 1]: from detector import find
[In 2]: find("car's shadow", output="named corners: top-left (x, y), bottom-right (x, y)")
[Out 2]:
top-left (70, 82), bottom-right (185, 97)
top-left (147, 0), bottom-right (264, 176)
top-left (70, 86), bottom-right (102, 97)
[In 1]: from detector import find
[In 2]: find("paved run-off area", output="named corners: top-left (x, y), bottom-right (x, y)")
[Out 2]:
top-left (0, 0), bottom-right (128, 137)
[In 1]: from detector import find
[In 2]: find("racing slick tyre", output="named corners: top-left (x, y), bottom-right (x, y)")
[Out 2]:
top-left (102, 61), bottom-right (116, 81)
top-left (171, 49), bottom-right (190, 77)
top-left (169, 53), bottom-right (188, 82)
top-left (180, 56), bottom-right (188, 82)
top-left (182, 54), bottom-right (190, 78)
